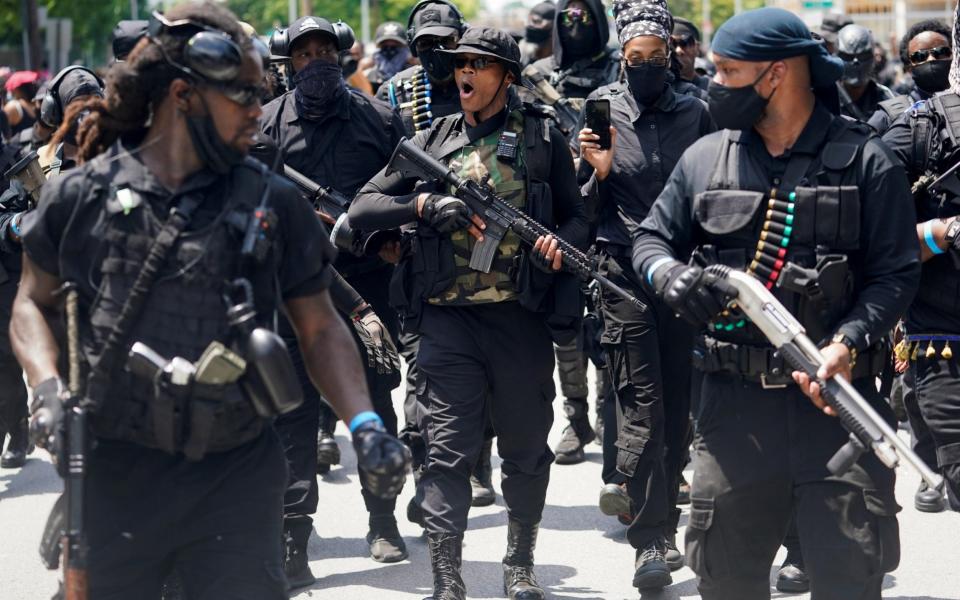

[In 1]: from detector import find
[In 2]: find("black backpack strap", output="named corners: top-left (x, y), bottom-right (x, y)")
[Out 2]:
top-left (910, 100), bottom-right (939, 176)
top-left (706, 130), bottom-right (738, 190)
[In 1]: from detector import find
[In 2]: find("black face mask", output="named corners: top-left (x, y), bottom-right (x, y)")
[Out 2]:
top-left (912, 59), bottom-right (951, 94)
top-left (526, 26), bottom-right (551, 44)
top-left (419, 48), bottom-right (454, 83)
top-left (626, 64), bottom-right (668, 106)
top-left (559, 23), bottom-right (598, 57)
top-left (185, 98), bottom-right (246, 175)
top-left (294, 60), bottom-right (348, 122)
top-left (707, 65), bottom-right (774, 131)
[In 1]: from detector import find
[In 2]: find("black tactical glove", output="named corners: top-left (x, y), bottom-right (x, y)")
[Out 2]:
top-left (420, 194), bottom-right (472, 233)
top-left (0, 180), bottom-right (30, 212)
top-left (352, 419), bottom-right (411, 499)
top-left (351, 305), bottom-right (401, 375)
top-left (656, 263), bottom-right (736, 325)
top-left (29, 377), bottom-right (67, 455)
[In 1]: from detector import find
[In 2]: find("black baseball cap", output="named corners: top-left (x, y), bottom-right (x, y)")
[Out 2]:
top-left (288, 16), bottom-right (337, 49)
top-left (112, 20), bottom-right (148, 61)
top-left (672, 17), bottom-right (700, 42)
top-left (439, 26), bottom-right (522, 80)
top-left (410, 1), bottom-right (464, 43)
top-left (375, 21), bottom-right (407, 45)
top-left (60, 69), bottom-right (104, 107)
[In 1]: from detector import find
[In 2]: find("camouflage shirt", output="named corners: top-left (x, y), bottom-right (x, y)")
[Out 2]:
top-left (428, 110), bottom-right (527, 306)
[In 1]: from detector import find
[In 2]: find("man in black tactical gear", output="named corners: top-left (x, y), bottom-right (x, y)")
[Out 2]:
top-left (351, 27), bottom-right (588, 600)
top-left (836, 24), bottom-right (894, 122)
top-left (10, 4), bottom-right (408, 598)
top-left (634, 8), bottom-right (918, 599)
top-left (520, 2), bottom-right (557, 68)
top-left (868, 19), bottom-right (952, 134)
top-left (378, 0), bottom-right (466, 137)
top-left (259, 13), bottom-right (410, 574)
top-left (880, 6), bottom-right (960, 513)
top-left (0, 147), bottom-right (33, 470)
top-left (671, 17), bottom-right (709, 92)
top-left (365, 21), bottom-right (414, 94)
top-left (577, 0), bottom-right (715, 589)
top-left (819, 13), bottom-right (854, 55)
top-left (377, 0), bottom-right (503, 521)
top-left (526, 0), bottom-right (620, 139)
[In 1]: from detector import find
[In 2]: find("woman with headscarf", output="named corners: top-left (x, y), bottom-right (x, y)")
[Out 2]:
top-left (576, 0), bottom-right (715, 591)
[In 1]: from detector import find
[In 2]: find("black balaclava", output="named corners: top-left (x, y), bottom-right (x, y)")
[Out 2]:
top-left (293, 60), bottom-right (348, 122)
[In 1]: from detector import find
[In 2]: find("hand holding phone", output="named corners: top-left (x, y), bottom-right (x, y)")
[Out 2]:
top-left (584, 99), bottom-right (612, 149)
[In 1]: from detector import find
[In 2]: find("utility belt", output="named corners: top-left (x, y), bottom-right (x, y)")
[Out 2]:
top-left (896, 333), bottom-right (960, 361)
top-left (693, 336), bottom-right (887, 388)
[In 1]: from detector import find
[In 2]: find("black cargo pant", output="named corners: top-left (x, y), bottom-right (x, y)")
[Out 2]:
top-left (0, 278), bottom-right (27, 441)
top-left (276, 265), bottom-right (401, 545)
top-left (909, 353), bottom-right (960, 510)
top-left (85, 432), bottom-right (288, 599)
top-left (599, 252), bottom-right (693, 547)
top-left (898, 370), bottom-right (939, 471)
top-left (398, 331), bottom-right (427, 470)
top-left (687, 372), bottom-right (900, 600)
top-left (416, 301), bottom-right (555, 533)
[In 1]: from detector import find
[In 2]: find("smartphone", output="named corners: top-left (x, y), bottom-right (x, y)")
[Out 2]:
top-left (584, 99), bottom-right (611, 150)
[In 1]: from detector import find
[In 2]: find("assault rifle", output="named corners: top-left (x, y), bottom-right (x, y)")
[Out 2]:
top-left (283, 164), bottom-right (394, 257)
top-left (708, 265), bottom-right (946, 491)
top-left (386, 139), bottom-right (645, 311)
top-left (38, 283), bottom-right (89, 599)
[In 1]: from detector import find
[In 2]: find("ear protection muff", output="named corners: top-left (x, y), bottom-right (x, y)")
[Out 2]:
top-left (40, 66), bottom-right (104, 129)
top-left (270, 17), bottom-right (354, 58)
top-left (405, 0), bottom-right (467, 57)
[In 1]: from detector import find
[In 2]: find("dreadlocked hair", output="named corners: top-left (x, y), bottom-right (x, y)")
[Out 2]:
top-left (75, 1), bottom-right (252, 163)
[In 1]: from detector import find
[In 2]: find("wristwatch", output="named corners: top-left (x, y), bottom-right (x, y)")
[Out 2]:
top-left (830, 333), bottom-right (858, 368)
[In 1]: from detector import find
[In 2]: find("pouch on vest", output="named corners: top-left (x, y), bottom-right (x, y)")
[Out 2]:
top-left (791, 186), bottom-right (861, 250)
top-left (694, 189), bottom-right (765, 244)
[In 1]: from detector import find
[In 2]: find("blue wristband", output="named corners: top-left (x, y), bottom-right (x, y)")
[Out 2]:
top-left (924, 220), bottom-right (945, 255)
top-left (9, 213), bottom-right (22, 237)
top-left (349, 410), bottom-right (383, 434)
top-left (646, 256), bottom-right (675, 285)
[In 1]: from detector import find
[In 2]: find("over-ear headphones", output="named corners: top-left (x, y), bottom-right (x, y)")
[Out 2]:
top-left (39, 66), bottom-right (104, 129)
top-left (269, 18), bottom-right (355, 58)
top-left (405, 0), bottom-right (467, 57)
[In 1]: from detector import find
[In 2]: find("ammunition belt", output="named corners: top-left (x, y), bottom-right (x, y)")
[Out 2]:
top-left (897, 334), bottom-right (960, 361)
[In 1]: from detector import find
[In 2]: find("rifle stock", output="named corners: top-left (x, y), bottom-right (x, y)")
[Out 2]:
top-left (386, 139), bottom-right (646, 311)
top-left (62, 283), bottom-right (88, 600)
top-left (707, 266), bottom-right (946, 492)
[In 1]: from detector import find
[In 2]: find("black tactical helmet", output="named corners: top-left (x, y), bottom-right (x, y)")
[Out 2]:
top-left (837, 24), bottom-right (875, 86)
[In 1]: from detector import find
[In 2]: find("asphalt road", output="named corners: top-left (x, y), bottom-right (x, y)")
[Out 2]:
top-left (1, 366), bottom-right (958, 600)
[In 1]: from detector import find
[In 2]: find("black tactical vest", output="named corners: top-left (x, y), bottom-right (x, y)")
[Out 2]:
top-left (695, 120), bottom-right (866, 345)
top-left (390, 99), bottom-right (582, 342)
top-left (905, 92), bottom-right (960, 319)
top-left (84, 164), bottom-right (272, 452)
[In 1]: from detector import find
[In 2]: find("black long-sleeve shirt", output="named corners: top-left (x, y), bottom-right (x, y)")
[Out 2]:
top-left (576, 82), bottom-right (715, 248)
top-left (633, 102), bottom-right (920, 351)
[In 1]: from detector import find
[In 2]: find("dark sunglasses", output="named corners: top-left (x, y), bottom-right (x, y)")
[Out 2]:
top-left (415, 35), bottom-right (458, 54)
top-left (625, 57), bottom-right (669, 68)
top-left (205, 81), bottom-right (266, 107)
top-left (147, 11), bottom-right (244, 84)
top-left (453, 56), bottom-right (500, 70)
top-left (910, 45), bottom-right (951, 64)
top-left (837, 50), bottom-right (873, 64)
top-left (670, 36), bottom-right (695, 49)
top-left (560, 8), bottom-right (592, 27)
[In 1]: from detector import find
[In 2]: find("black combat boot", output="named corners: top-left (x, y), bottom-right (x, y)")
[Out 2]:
top-left (470, 439), bottom-right (496, 507)
top-left (502, 519), bottom-right (546, 600)
top-left (316, 428), bottom-right (340, 475)
top-left (284, 516), bottom-right (316, 590)
top-left (633, 537), bottom-right (672, 590)
top-left (1, 418), bottom-right (31, 469)
top-left (424, 533), bottom-right (466, 600)
top-left (367, 513), bottom-right (408, 563)
top-left (554, 398), bottom-right (596, 465)
top-left (407, 467), bottom-right (427, 529)
top-left (775, 541), bottom-right (809, 593)
top-left (915, 480), bottom-right (946, 513)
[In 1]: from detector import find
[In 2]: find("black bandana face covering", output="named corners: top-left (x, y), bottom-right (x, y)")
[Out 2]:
top-left (707, 63), bottom-right (774, 131)
top-left (913, 59), bottom-right (951, 94)
top-left (294, 60), bottom-right (348, 122)
top-left (626, 64), bottom-right (668, 106)
top-left (185, 96), bottom-right (245, 175)
top-left (419, 48), bottom-right (454, 83)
